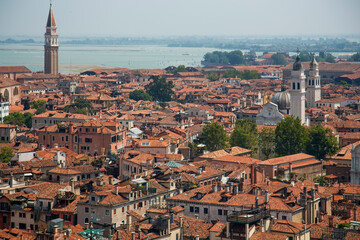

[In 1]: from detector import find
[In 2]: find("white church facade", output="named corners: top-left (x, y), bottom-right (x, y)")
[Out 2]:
top-left (256, 54), bottom-right (321, 126)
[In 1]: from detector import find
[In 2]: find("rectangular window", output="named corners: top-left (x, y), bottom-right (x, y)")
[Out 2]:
top-left (282, 216), bottom-right (287, 220)
top-left (66, 136), bottom-right (69, 142)
top-left (204, 208), bottom-right (208, 214)
top-left (190, 206), bottom-right (194, 212)
top-left (114, 209), bottom-right (116, 214)
top-left (85, 138), bottom-right (92, 143)
top-left (218, 209), bottom-right (223, 215)
top-left (105, 210), bottom-right (110, 216)
top-left (194, 207), bottom-right (199, 213)
top-left (224, 210), bottom-right (228, 215)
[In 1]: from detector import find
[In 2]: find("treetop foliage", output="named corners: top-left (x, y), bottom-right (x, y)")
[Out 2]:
top-left (145, 75), bottom-right (174, 102)
top-left (129, 89), bottom-right (153, 101)
top-left (201, 122), bottom-right (228, 152)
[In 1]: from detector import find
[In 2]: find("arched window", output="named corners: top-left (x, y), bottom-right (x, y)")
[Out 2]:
top-left (297, 82), bottom-right (300, 89)
top-left (85, 218), bottom-right (89, 224)
top-left (4, 89), bottom-right (9, 101)
top-left (13, 87), bottom-right (19, 96)
top-left (292, 83), bottom-right (295, 90)
top-left (312, 80), bottom-right (314, 86)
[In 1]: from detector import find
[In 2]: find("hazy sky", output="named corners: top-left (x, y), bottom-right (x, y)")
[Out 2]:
top-left (1, 0), bottom-right (360, 38)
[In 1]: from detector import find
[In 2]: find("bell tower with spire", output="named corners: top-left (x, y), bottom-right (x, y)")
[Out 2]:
top-left (44, 3), bottom-right (58, 74)
top-left (290, 51), bottom-right (306, 125)
top-left (306, 55), bottom-right (321, 108)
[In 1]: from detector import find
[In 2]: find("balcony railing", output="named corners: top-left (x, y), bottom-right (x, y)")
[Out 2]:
top-left (227, 207), bottom-right (271, 224)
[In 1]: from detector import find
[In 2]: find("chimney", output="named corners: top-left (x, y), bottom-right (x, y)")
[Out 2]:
top-left (115, 185), bottom-right (118, 195)
top-left (267, 179), bottom-right (271, 186)
top-left (319, 212), bottom-right (324, 222)
top-left (315, 183), bottom-right (319, 191)
top-left (131, 232), bottom-right (136, 240)
top-left (179, 216), bottom-right (183, 227)
top-left (70, 178), bottom-right (75, 193)
top-left (195, 214), bottom-right (199, 219)
top-left (109, 176), bottom-right (113, 185)
top-left (295, 174), bottom-right (298, 182)
top-left (127, 213), bottom-right (132, 231)
top-left (354, 206), bottom-right (357, 221)
top-left (251, 164), bottom-right (256, 185)
top-left (233, 183), bottom-right (238, 195)
top-left (144, 170), bottom-right (148, 177)
top-left (328, 216), bottom-right (334, 228)
top-left (217, 182), bottom-right (222, 191)
top-left (311, 189), bottom-right (316, 200)
top-left (197, 168), bottom-right (202, 175)
top-left (239, 181), bottom-right (244, 193)
top-left (289, 162), bottom-right (293, 175)
top-left (59, 179), bottom-right (64, 185)
top-left (167, 215), bottom-right (171, 235)
top-left (196, 235), bottom-right (200, 240)
top-left (212, 184), bottom-right (218, 192)
top-left (225, 185), bottom-right (229, 194)
top-left (265, 192), bottom-right (269, 204)
top-left (54, 143), bottom-right (59, 148)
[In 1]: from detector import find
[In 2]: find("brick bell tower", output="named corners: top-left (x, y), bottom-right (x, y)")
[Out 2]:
top-left (44, 4), bottom-right (58, 74)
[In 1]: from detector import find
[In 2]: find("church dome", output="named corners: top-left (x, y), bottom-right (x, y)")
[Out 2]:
top-left (293, 55), bottom-right (303, 71)
top-left (271, 91), bottom-right (291, 110)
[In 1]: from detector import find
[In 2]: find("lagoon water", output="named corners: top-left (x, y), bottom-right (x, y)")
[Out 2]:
top-left (0, 44), bottom-right (224, 74)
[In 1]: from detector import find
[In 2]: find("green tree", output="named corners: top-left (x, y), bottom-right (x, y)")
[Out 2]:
top-left (223, 69), bottom-right (241, 78)
top-left (305, 124), bottom-right (340, 160)
top-left (3, 112), bottom-right (25, 126)
top-left (64, 99), bottom-right (93, 114)
top-left (275, 116), bottom-right (308, 156)
top-left (129, 89), bottom-right (153, 101)
top-left (230, 119), bottom-right (258, 154)
top-left (228, 50), bottom-right (245, 65)
top-left (31, 100), bottom-right (47, 110)
top-left (258, 127), bottom-right (276, 160)
top-left (240, 69), bottom-right (261, 80)
top-left (145, 75), bottom-right (174, 102)
top-left (4, 112), bottom-right (33, 128)
top-left (271, 53), bottom-right (288, 65)
top-left (206, 72), bottom-right (219, 81)
top-left (245, 51), bottom-right (257, 62)
top-left (0, 146), bottom-right (14, 163)
top-left (23, 112), bottom-right (33, 128)
top-left (201, 122), bottom-right (228, 151)
top-left (35, 108), bottom-right (46, 115)
top-left (168, 65), bottom-right (188, 74)
top-left (313, 175), bottom-right (328, 186)
top-left (349, 52), bottom-right (360, 62)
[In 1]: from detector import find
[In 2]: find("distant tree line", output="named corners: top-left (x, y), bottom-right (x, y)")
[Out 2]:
top-left (222, 69), bottom-right (261, 79)
top-left (348, 52), bottom-right (360, 62)
top-left (291, 51), bottom-right (335, 63)
top-left (203, 50), bottom-right (257, 65)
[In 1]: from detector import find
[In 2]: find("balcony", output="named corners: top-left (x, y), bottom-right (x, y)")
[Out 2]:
top-left (227, 207), bottom-right (271, 224)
